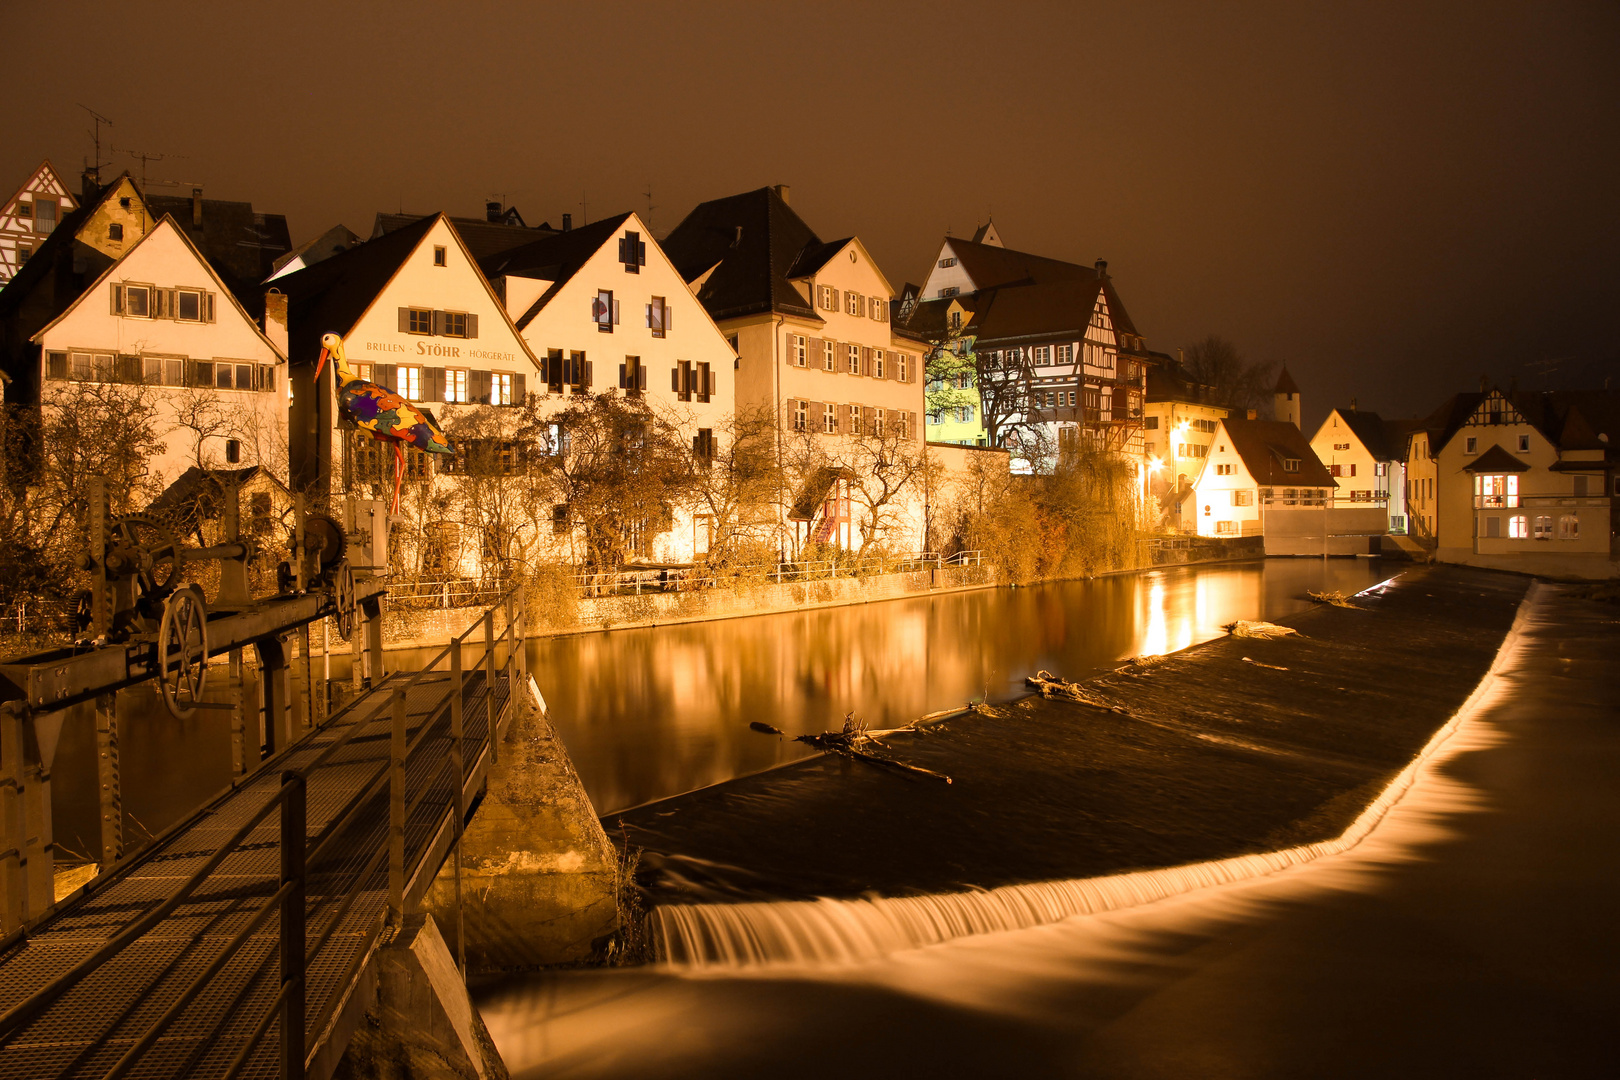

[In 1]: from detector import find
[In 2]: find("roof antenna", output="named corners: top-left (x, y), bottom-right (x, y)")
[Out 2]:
top-left (78, 104), bottom-right (113, 186)
top-left (581, 190), bottom-right (588, 227)
top-left (114, 145), bottom-right (188, 194)
top-left (643, 180), bottom-right (656, 233)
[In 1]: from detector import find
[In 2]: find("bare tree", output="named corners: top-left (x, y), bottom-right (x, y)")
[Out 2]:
top-left (842, 422), bottom-right (934, 556)
top-left (1182, 335), bottom-right (1276, 414)
top-left (680, 402), bottom-right (781, 566)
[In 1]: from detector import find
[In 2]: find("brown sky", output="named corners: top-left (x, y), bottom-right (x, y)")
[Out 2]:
top-left (11, 0), bottom-right (1617, 429)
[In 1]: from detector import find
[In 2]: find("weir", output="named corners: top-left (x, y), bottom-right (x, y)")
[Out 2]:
top-left (642, 567), bottom-right (1534, 966)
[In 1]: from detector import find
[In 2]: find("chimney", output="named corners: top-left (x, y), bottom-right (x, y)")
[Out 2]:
top-left (81, 167), bottom-right (100, 201)
top-left (262, 290), bottom-right (289, 357)
top-left (1247, 409), bottom-right (1258, 420)
top-left (1094, 259), bottom-right (1108, 275)
top-left (486, 200), bottom-right (502, 223)
top-left (1479, 374), bottom-right (1489, 393)
top-left (561, 213), bottom-right (572, 232)
top-left (191, 186), bottom-right (203, 227)
top-left (773, 184), bottom-right (791, 205)
top-left (1350, 397), bottom-right (1357, 411)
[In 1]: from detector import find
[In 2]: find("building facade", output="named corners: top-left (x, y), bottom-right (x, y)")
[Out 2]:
top-left (1191, 418), bottom-right (1336, 554)
top-left (663, 186), bottom-right (928, 556)
top-left (0, 161), bottom-right (79, 287)
top-left (28, 216), bottom-right (288, 485)
top-left (1309, 407), bottom-right (1414, 535)
top-left (1142, 354), bottom-right (1229, 529)
top-left (482, 211), bottom-right (738, 562)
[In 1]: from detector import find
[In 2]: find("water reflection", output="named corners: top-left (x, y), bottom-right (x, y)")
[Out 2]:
top-left (533, 558), bottom-right (1388, 814)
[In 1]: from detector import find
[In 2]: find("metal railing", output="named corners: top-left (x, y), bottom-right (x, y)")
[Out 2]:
top-left (385, 577), bottom-right (510, 610)
top-left (0, 586), bottom-right (526, 1078)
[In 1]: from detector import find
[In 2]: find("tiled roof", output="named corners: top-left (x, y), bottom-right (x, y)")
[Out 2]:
top-left (1220, 418), bottom-right (1336, 488)
top-left (967, 275), bottom-right (1140, 343)
top-left (1334, 409), bottom-right (1400, 461)
top-left (661, 187), bottom-right (821, 322)
top-left (374, 212), bottom-right (560, 263)
top-left (1412, 392), bottom-right (1485, 458)
top-left (1461, 443), bottom-right (1530, 473)
top-left (945, 236), bottom-right (1095, 291)
top-left (1274, 366), bottom-right (1300, 395)
top-left (274, 224), bottom-right (363, 274)
top-left (477, 213), bottom-right (632, 330)
top-left (271, 214), bottom-right (440, 366)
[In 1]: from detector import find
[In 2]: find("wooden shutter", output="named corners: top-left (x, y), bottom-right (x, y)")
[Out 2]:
top-left (398, 307), bottom-right (411, 332)
top-left (425, 367), bottom-right (444, 402)
top-left (861, 347), bottom-right (872, 375)
top-left (618, 362), bottom-right (627, 389)
top-left (375, 363), bottom-right (397, 390)
top-left (467, 313), bottom-right (478, 338)
top-left (637, 364), bottom-right (647, 391)
top-left (432, 310), bottom-right (446, 336)
top-left (665, 304), bottom-right (671, 332)
top-left (475, 370), bottom-right (493, 404)
top-left (807, 337), bottom-right (821, 366)
top-left (672, 366), bottom-right (681, 392)
top-left (512, 371), bottom-right (526, 401)
top-left (612, 299), bottom-right (620, 325)
top-left (583, 360), bottom-right (593, 387)
top-left (811, 402), bottom-right (824, 430)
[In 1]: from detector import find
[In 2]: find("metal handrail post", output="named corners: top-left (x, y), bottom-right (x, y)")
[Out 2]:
top-left (280, 769), bottom-right (306, 1080)
top-left (483, 611), bottom-right (498, 765)
top-left (450, 637), bottom-right (466, 979)
top-left (515, 585), bottom-right (528, 682)
top-left (388, 689), bottom-right (407, 923)
top-left (504, 592), bottom-right (518, 716)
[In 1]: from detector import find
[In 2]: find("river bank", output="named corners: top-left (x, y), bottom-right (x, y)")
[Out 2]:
top-left (610, 565), bottom-right (1528, 925)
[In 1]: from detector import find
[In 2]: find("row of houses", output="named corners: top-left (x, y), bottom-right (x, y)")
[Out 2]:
top-left (1152, 363), bottom-right (1617, 577)
top-left (0, 165), bottom-right (1003, 576)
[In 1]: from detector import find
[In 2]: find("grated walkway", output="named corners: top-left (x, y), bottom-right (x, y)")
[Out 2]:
top-left (0, 667), bottom-right (510, 1079)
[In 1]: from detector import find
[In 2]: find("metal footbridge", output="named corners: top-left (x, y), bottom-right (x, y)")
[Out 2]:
top-left (0, 593), bottom-right (525, 1079)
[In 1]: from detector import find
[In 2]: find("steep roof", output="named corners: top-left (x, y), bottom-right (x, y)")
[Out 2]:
top-left (270, 213), bottom-right (440, 365)
top-left (374, 212), bottom-right (559, 263)
top-left (1412, 392), bottom-right (1485, 458)
top-left (1219, 418), bottom-right (1336, 488)
top-left (1461, 443), bottom-right (1532, 473)
top-left (1147, 357), bottom-right (1221, 406)
top-left (660, 186), bottom-right (821, 321)
top-left (1334, 409), bottom-right (1401, 461)
top-left (1274, 366), bottom-right (1300, 395)
top-left (965, 274), bottom-right (1139, 344)
top-left (146, 194), bottom-right (291, 316)
top-left (945, 236), bottom-right (1096, 292)
top-left (273, 223), bottom-right (363, 275)
top-left (477, 213), bottom-right (633, 329)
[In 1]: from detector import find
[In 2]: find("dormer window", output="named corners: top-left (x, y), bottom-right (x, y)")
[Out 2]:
top-left (618, 231), bottom-right (646, 273)
top-left (1282, 458), bottom-right (1300, 472)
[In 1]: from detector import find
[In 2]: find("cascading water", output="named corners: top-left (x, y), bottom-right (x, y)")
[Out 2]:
top-left (649, 580), bottom-right (1533, 968)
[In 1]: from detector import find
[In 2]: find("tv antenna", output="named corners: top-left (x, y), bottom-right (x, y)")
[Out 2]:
top-left (114, 145), bottom-right (189, 193)
top-left (78, 104), bottom-right (114, 185)
top-left (580, 190), bottom-right (588, 226)
top-left (643, 181), bottom-right (656, 231)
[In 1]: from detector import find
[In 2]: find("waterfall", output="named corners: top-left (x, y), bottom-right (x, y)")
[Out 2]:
top-left (650, 582), bottom-right (1535, 968)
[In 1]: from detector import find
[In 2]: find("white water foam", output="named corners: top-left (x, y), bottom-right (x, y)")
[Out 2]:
top-left (650, 580), bottom-right (1536, 968)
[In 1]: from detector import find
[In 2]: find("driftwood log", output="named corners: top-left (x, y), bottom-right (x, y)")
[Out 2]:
top-left (792, 714), bottom-right (952, 783)
top-left (1025, 670), bottom-right (1121, 711)
top-left (1223, 619), bottom-right (1300, 639)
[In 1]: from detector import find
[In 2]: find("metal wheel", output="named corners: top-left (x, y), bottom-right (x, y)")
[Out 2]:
top-left (333, 561), bottom-right (356, 639)
top-left (106, 514), bottom-right (184, 599)
top-left (158, 587), bottom-right (209, 720)
top-left (303, 513), bottom-right (349, 580)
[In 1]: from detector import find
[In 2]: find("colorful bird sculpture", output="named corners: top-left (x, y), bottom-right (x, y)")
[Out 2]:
top-left (314, 332), bottom-right (453, 513)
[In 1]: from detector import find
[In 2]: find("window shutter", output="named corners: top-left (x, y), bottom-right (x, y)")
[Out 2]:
top-left (512, 371), bottom-right (525, 401)
top-left (476, 370), bottom-right (493, 404)
top-left (612, 299), bottom-right (620, 325)
top-left (665, 304), bottom-right (671, 332)
top-left (672, 367), bottom-right (680, 392)
top-left (432, 309), bottom-right (446, 336)
top-left (375, 363), bottom-right (397, 390)
top-left (619, 362), bottom-right (627, 389)
top-left (467, 313), bottom-right (478, 338)
top-left (646, 303), bottom-right (654, 329)
top-left (618, 237), bottom-right (627, 262)
top-left (707, 368), bottom-right (716, 397)
top-left (638, 364), bottom-right (647, 391)
top-left (205, 293), bottom-right (215, 322)
top-left (399, 307), bottom-right (411, 333)
top-left (812, 402), bottom-right (824, 430)
top-left (861, 346), bottom-right (872, 374)
top-left (583, 361), bottom-right (593, 387)
top-left (807, 336), bottom-right (821, 364)
top-left (638, 240), bottom-right (647, 266)
top-left (425, 367), bottom-right (444, 402)
top-left (110, 284), bottom-right (122, 315)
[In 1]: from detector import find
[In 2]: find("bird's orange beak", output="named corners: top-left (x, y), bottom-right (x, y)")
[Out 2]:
top-left (314, 347), bottom-right (329, 383)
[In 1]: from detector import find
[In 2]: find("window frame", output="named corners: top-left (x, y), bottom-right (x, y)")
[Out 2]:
top-left (406, 307), bottom-right (434, 335)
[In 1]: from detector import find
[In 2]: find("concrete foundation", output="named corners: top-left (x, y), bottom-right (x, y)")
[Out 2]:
top-left (425, 677), bottom-right (619, 969)
top-left (333, 913), bottom-right (508, 1080)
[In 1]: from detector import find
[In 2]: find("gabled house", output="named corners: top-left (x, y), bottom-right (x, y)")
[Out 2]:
top-left (1404, 391), bottom-right (1483, 544)
top-left (1433, 387), bottom-right (1618, 576)
top-left (905, 228), bottom-right (1150, 467)
top-left (144, 189), bottom-right (291, 317)
top-left (373, 204), bottom-right (559, 263)
top-left (23, 214), bottom-right (288, 485)
top-left (662, 185), bottom-right (928, 555)
top-left (0, 160), bottom-right (80, 286)
top-left (480, 212), bottom-right (738, 561)
top-left (1192, 418), bottom-right (1337, 554)
top-left (273, 213), bottom-right (543, 517)
top-left (1309, 406), bottom-right (1417, 535)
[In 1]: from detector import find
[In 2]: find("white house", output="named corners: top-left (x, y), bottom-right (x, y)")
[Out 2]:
top-left (1309, 406), bottom-right (1415, 536)
top-left (30, 215), bottom-right (287, 485)
top-left (1192, 417), bottom-right (1337, 554)
top-left (0, 160), bottom-right (79, 286)
top-left (481, 211), bottom-right (737, 561)
top-left (662, 186), bottom-right (928, 555)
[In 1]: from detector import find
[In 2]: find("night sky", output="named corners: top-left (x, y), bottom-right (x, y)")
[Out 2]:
top-left (11, 0), bottom-right (1616, 430)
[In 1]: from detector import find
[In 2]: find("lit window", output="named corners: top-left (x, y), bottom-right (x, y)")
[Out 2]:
top-left (1508, 514), bottom-right (1528, 538)
top-left (445, 368), bottom-right (469, 402)
top-left (398, 365), bottom-right (423, 399)
top-left (1558, 514), bottom-right (1579, 540)
top-left (492, 372), bottom-right (513, 405)
top-left (897, 355), bottom-right (908, 382)
top-left (1474, 473), bottom-right (1518, 508)
top-left (1534, 515), bottom-right (1553, 540)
